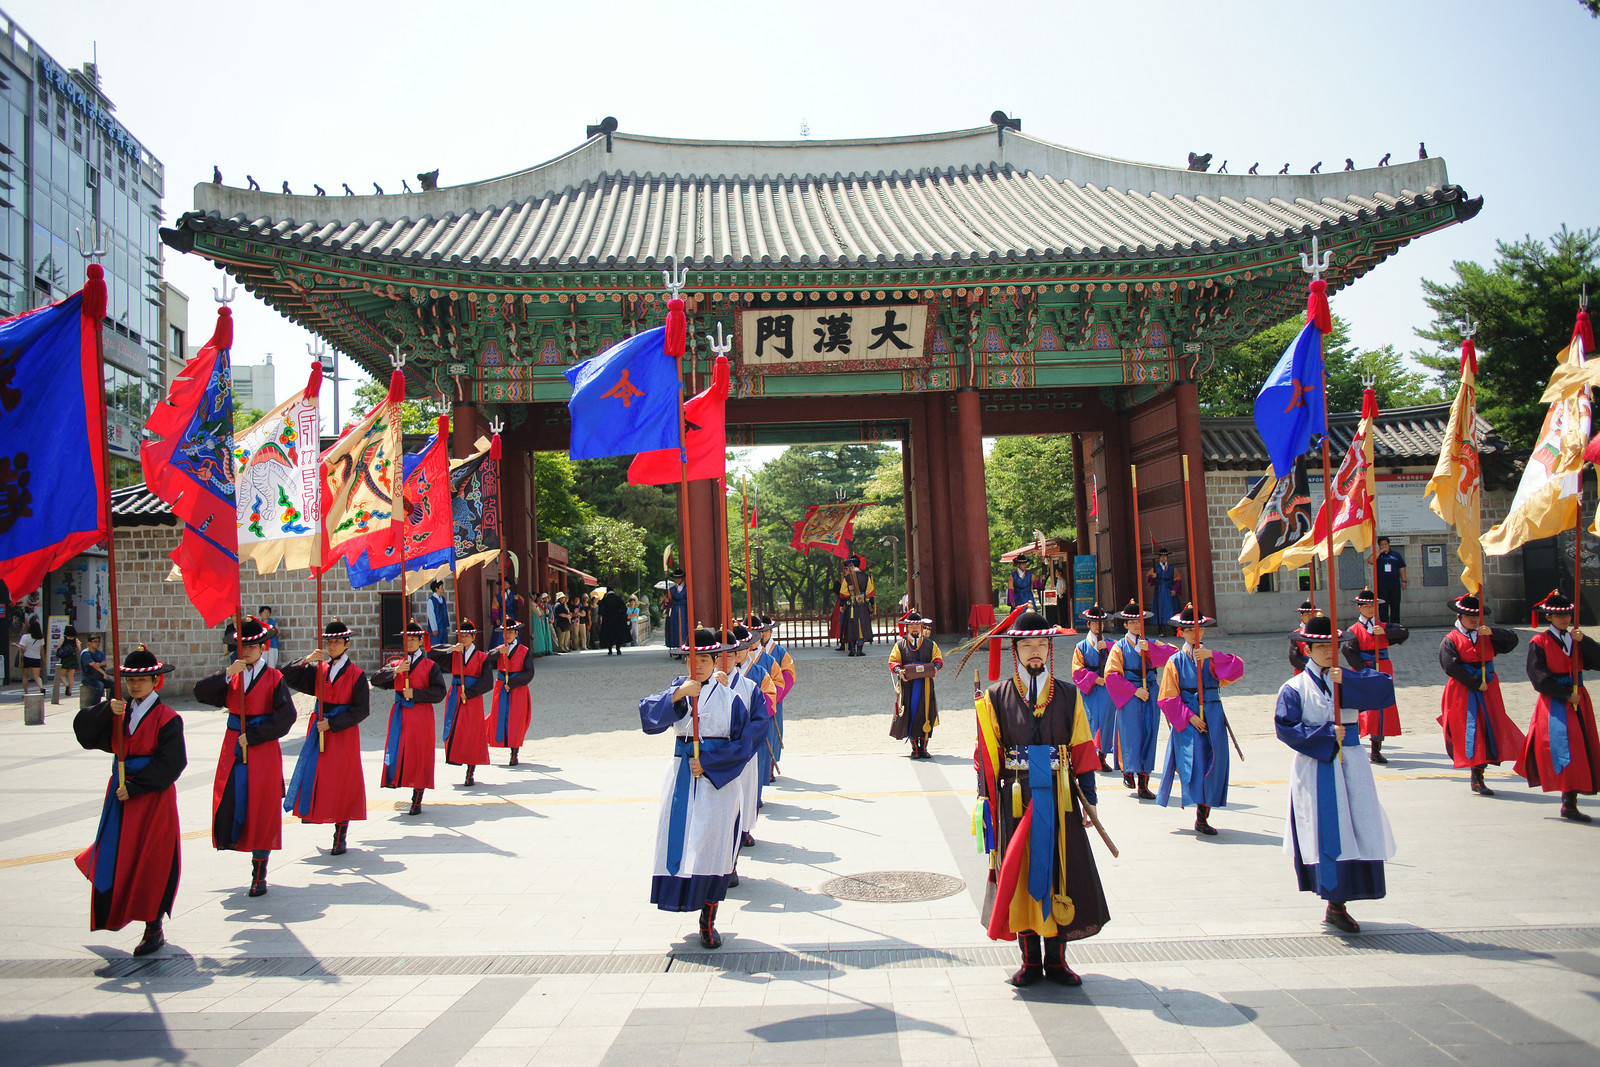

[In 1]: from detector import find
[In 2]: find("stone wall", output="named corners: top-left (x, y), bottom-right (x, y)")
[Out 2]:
top-left (1207, 465), bottom-right (1523, 634)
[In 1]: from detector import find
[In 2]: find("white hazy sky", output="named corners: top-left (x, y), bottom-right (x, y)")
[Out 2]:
top-left (16, 0), bottom-right (1598, 421)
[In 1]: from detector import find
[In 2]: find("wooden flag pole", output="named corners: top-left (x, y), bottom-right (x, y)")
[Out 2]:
top-left (1574, 294), bottom-right (1590, 691)
top-left (741, 476), bottom-right (754, 621)
top-left (1130, 464), bottom-right (1148, 692)
top-left (708, 325), bottom-right (734, 675)
top-left (665, 262), bottom-right (700, 761)
top-left (82, 250), bottom-right (124, 788)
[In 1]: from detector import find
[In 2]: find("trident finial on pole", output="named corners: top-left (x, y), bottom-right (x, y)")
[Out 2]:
top-left (1583, 283), bottom-right (1590, 312)
top-left (488, 416), bottom-right (505, 435)
top-left (75, 223), bottom-right (106, 263)
top-left (390, 344), bottom-right (406, 369)
top-left (663, 257), bottom-right (690, 299)
top-left (1463, 313), bottom-right (1478, 341)
top-left (1298, 233), bottom-right (1332, 281)
top-left (705, 321), bottom-right (732, 358)
top-left (307, 339), bottom-right (327, 360)
top-left (213, 274), bottom-right (237, 305)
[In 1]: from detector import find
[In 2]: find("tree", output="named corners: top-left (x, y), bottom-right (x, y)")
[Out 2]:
top-left (571, 514), bottom-right (649, 588)
top-left (571, 456), bottom-right (681, 590)
top-left (1199, 315), bottom-right (1441, 417)
top-left (1583, 0), bottom-right (1598, 17)
top-left (532, 452), bottom-right (594, 545)
top-left (348, 378), bottom-right (447, 435)
top-left (985, 435), bottom-right (1077, 587)
top-left (1415, 227), bottom-right (1600, 447)
top-left (232, 407), bottom-right (266, 433)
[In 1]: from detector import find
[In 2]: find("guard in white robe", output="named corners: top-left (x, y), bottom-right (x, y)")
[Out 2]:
top-left (640, 627), bottom-right (768, 949)
top-left (723, 625), bottom-right (772, 880)
top-left (1274, 614), bottom-right (1397, 934)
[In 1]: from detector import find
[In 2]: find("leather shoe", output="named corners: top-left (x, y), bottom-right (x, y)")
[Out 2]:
top-left (1044, 965), bottom-right (1083, 986)
top-left (132, 929), bottom-right (165, 957)
top-left (1324, 904), bottom-right (1360, 933)
top-left (1008, 965), bottom-right (1043, 988)
top-left (1561, 806), bottom-right (1593, 823)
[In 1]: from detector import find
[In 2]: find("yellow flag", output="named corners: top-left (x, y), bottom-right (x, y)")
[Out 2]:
top-left (1425, 341), bottom-right (1483, 591)
top-left (1231, 464), bottom-right (1314, 591)
top-left (1481, 336), bottom-right (1591, 556)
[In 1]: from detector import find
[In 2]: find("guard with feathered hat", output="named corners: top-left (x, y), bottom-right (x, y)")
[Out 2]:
top-left (73, 645), bottom-right (185, 957)
top-left (889, 611), bottom-right (942, 758)
top-left (372, 618), bottom-right (448, 815)
top-left (972, 609), bottom-right (1110, 988)
top-left (1340, 590), bottom-right (1410, 764)
top-left (1154, 605), bottom-right (1245, 836)
top-left (1105, 600), bottom-right (1174, 799)
top-left (430, 617), bottom-right (494, 786)
top-left (281, 619), bottom-right (372, 855)
top-left (1273, 614), bottom-right (1399, 934)
top-left (1520, 590), bottom-right (1600, 821)
top-left (194, 616), bottom-right (297, 897)
top-left (1438, 594), bottom-right (1524, 797)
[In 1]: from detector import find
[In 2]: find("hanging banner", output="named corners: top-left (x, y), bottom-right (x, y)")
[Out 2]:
top-left (741, 305), bottom-right (927, 370)
top-left (790, 502), bottom-right (876, 558)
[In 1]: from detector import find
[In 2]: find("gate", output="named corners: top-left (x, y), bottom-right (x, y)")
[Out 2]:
top-left (770, 607), bottom-right (905, 648)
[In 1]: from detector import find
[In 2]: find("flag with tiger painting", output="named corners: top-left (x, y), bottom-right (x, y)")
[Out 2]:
top-left (321, 368), bottom-right (404, 581)
top-left (346, 415), bottom-right (455, 589)
top-left (1425, 337), bottom-right (1485, 591)
top-left (234, 362), bottom-right (323, 574)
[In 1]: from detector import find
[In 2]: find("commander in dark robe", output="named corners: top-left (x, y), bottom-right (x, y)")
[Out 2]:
top-left (598, 589), bottom-right (630, 655)
top-left (839, 557), bottom-right (875, 657)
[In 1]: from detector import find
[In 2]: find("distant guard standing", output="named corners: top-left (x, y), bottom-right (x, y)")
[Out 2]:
top-left (1070, 605), bottom-right (1116, 771)
top-left (1105, 601), bottom-right (1174, 800)
top-left (889, 611), bottom-right (942, 758)
top-left (1341, 589), bottom-right (1409, 764)
top-left (488, 620), bottom-right (535, 766)
top-left (1156, 605), bottom-right (1245, 836)
top-left (839, 556), bottom-right (875, 656)
top-left (1437, 595), bottom-right (1524, 797)
top-left (434, 618), bottom-right (493, 785)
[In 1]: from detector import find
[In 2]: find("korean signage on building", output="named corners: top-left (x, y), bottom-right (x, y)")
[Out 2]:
top-left (740, 305), bottom-right (927, 369)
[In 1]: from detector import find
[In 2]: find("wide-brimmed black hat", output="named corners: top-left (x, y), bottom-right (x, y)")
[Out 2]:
top-left (501, 619), bottom-right (522, 631)
top-left (400, 617), bottom-right (428, 637)
top-left (456, 618), bottom-right (478, 635)
top-left (1014, 554), bottom-right (1032, 566)
top-left (1298, 599), bottom-right (1316, 613)
top-left (1080, 604), bottom-right (1110, 623)
top-left (1534, 589), bottom-right (1576, 615)
top-left (1005, 610), bottom-right (1068, 638)
top-left (1170, 603), bottom-right (1217, 628)
top-left (681, 625), bottom-right (734, 654)
top-left (754, 615), bottom-right (777, 633)
top-left (1451, 594), bottom-right (1491, 616)
top-left (902, 609), bottom-right (934, 626)
top-left (236, 615), bottom-right (274, 646)
top-left (118, 644), bottom-right (175, 676)
top-left (1354, 588), bottom-right (1385, 606)
top-left (669, 568), bottom-right (684, 580)
top-left (730, 624), bottom-right (753, 646)
top-left (322, 619), bottom-right (355, 640)
top-left (1156, 546), bottom-right (1170, 556)
top-left (1117, 599), bottom-right (1155, 621)
top-left (1292, 615), bottom-right (1338, 643)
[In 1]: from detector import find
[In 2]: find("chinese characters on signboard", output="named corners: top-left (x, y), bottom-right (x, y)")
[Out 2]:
top-left (740, 305), bottom-right (927, 368)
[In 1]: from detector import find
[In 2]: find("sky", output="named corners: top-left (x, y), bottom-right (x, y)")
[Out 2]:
top-left (16, 0), bottom-right (1598, 426)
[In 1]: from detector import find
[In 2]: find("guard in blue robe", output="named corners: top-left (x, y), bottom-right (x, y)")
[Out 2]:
top-left (1149, 548), bottom-right (1181, 637)
top-left (1105, 600), bottom-right (1174, 798)
top-left (1156, 605), bottom-right (1245, 834)
top-left (664, 569), bottom-right (688, 658)
top-left (1069, 606), bottom-right (1116, 770)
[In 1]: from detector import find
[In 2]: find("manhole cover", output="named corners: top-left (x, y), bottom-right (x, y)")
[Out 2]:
top-left (819, 871), bottom-right (965, 903)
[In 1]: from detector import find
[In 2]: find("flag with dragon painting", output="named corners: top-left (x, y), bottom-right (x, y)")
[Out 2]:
top-left (321, 368), bottom-right (404, 585)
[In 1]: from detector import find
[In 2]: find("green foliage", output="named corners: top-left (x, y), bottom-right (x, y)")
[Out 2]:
top-left (348, 378), bottom-right (448, 435)
top-left (532, 452), bottom-right (594, 545)
top-left (571, 514), bottom-right (650, 588)
top-left (1415, 227), bottom-right (1600, 447)
top-left (570, 457), bottom-right (680, 588)
top-left (984, 436), bottom-right (1077, 587)
top-left (1583, 0), bottom-right (1599, 17)
top-left (232, 407), bottom-right (266, 433)
top-left (1199, 315), bottom-right (1441, 417)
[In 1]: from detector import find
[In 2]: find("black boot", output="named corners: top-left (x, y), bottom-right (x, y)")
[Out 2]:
top-left (464, 766), bottom-right (475, 786)
top-left (1123, 772), bottom-right (1136, 790)
top-left (1043, 935), bottom-right (1083, 986)
top-left (1324, 902), bottom-right (1360, 933)
top-left (1008, 933), bottom-right (1043, 987)
top-left (132, 920), bottom-right (165, 957)
top-left (1369, 737), bottom-right (1388, 765)
top-left (1194, 804), bottom-right (1217, 836)
top-left (509, 747), bottom-right (520, 767)
top-left (698, 903), bottom-right (723, 949)
top-left (1098, 754), bottom-right (1113, 772)
top-left (742, 830), bottom-right (756, 848)
top-left (729, 869), bottom-right (740, 889)
top-left (331, 822), bottom-right (348, 856)
top-left (408, 788), bottom-right (423, 816)
top-left (1137, 773), bottom-right (1157, 801)
top-left (1561, 791), bottom-right (1592, 822)
top-left (1471, 766), bottom-right (1494, 797)
top-left (248, 857), bottom-right (268, 897)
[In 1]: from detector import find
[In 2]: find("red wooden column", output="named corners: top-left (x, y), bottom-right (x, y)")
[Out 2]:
top-left (500, 441), bottom-right (531, 607)
top-left (924, 395), bottom-right (959, 633)
top-left (1102, 422), bottom-right (1136, 605)
top-left (1071, 432), bottom-right (1090, 555)
top-left (904, 408), bottom-right (936, 622)
top-left (943, 398), bottom-right (973, 625)
top-left (682, 479), bottom-right (723, 633)
top-left (452, 400), bottom-right (485, 629)
top-left (1171, 380), bottom-right (1215, 616)
top-left (954, 388), bottom-right (993, 612)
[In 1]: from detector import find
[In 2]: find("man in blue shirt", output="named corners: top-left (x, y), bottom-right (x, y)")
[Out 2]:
top-left (78, 633), bottom-right (109, 704)
top-left (1374, 538), bottom-right (1407, 624)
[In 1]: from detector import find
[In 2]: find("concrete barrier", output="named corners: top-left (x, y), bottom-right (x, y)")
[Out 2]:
top-left (23, 693), bottom-right (44, 725)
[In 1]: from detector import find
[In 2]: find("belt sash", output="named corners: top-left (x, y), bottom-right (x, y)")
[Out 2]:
top-left (1459, 662), bottom-right (1499, 762)
top-left (1026, 745), bottom-right (1056, 903)
top-left (285, 702), bottom-right (353, 815)
top-left (90, 754), bottom-right (154, 892)
top-left (665, 736), bottom-right (732, 877)
top-left (1548, 672), bottom-right (1574, 774)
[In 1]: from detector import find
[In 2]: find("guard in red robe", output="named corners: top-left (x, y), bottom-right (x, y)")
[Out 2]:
top-left (1437, 594), bottom-right (1525, 797)
top-left (1289, 601), bottom-right (1316, 675)
top-left (1340, 588), bottom-right (1409, 764)
top-left (1517, 591), bottom-right (1600, 822)
top-left (372, 617), bottom-right (447, 815)
top-left (432, 617), bottom-right (493, 785)
top-left (282, 618), bottom-right (370, 855)
top-left (487, 621), bottom-right (535, 766)
top-left (73, 645), bottom-right (185, 957)
top-left (194, 616), bottom-right (297, 897)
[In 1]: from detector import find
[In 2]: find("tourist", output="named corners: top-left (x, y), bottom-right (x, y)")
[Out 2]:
top-left (1070, 605), bottom-right (1116, 771)
top-left (640, 626), bottom-right (768, 949)
top-left (1341, 589), bottom-right (1409, 764)
top-left (1008, 554), bottom-right (1035, 610)
top-left (17, 617), bottom-right (43, 695)
top-left (889, 611), bottom-right (941, 759)
top-left (193, 616), bottom-right (296, 898)
top-left (573, 594), bottom-right (590, 651)
top-left (1290, 600), bottom-right (1317, 674)
top-left (1105, 600), bottom-right (1173, 799)
top-left (55, 625), bottom-right (80, 702)
top-left (426, 580), bottom-right (450, 649)
top-left (664, 569), bottom-right (688, 657)
top-left (258, 606), bottom-right (281, 670)
top-left (281, 619), bottom-right (370, 856)
top-left (528, 595), bottom-right (554, 656)
top-left (974, 609), bottom-right (1109, 986)
top-left (1156, 604), bottom-right (1245, 836)
top-left (598, 587), bottom-right (629, 656)
top-left (432, 618), bottom-right (493, 785)
top-left (1438, 594), bottom-right (1523, 797)
top-left (73, 644), bottom-right (185, 957)
top-left (371, 618), bottom-right (446, 816)
top-left (1519, 591), bottom-right (1600, 822)
top-left (838, 556), bottom-right (875, 657)
top-left (552, 592), bottom-right (571, 652)
top-left (1274, 614), bottom-right (1397, 934)
top-left (1148, 547), bottom-right (1181, 637)
top-left (1374, 537), bottom-right (1407, 624)
top-left (627, 595), bottom-right (641, 646)
top-left (79, 633), bottom-right (110, 705)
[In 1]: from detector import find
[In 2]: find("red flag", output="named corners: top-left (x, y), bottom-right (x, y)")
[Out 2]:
top-left (1282, 387), bottom-right (1378, 568)
top-left (626, 355), bottom-right (730, 485)
top-left (1088, 474), bottom-right (1098, 519)
top-left (401, 416), bottom-right (456, 585)
top-left (141, 307), bottom-right (240, 626)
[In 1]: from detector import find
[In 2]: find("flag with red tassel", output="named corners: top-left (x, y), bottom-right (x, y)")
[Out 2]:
top-left (1252, 278), bottom-right (1330, 477)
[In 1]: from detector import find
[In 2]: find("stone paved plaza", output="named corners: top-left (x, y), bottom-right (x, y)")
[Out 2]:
top-left (1, 628), bottom-right (1598, 1066)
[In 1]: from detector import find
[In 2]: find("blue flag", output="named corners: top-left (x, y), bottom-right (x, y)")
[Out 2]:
top-left (565, 326), bottom-right (681, 461)
top-left (0, 290), bottom-right (108, 599)
top-left (1253, 321), bottom-right (1326, 477)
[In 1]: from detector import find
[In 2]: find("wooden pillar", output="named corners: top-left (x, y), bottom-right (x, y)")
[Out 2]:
top-left (924, 395), bottom-right (959, 633)
top-left (499, 443), bottom-right (530, 607)
top-left (907, 406), bottom-right (937, 625)
top-left (451, 401), bottom-right (484, 629)
top-left (1102, 422), bottom-right (1136, 606)
top-left (943, 398), bottom-right (972, 627)
top-left (1071, 432), bottom-right (1089, 555)
top-left (954, 388), bottom-right (993, 610)
top-left (1172, 380), bottom-right (1215, 616)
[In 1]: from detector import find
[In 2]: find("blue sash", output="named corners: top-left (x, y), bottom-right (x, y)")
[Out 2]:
top-left (494, 671), bottom-right (512, 744)
top-left (1548, 673), bottom-right (1574, 774)
top-left (224, 713), bottom-right (269, 839)
top-left (89, 755), bottom-right (153, 892)
top-left (444, 680), bottom-right (467, 743)
top-left (382, 694), bottom-right (414, 784)
top-left (285, 703), bottom-right (352, 815)
top-left (665, 736), bottom-right (732, 876)
top-left (1459, 662), bottom-right (1499, 762)
top-left (1315, 722), bottom-right (1361, 896)
top-left (1027, 745), bottom-right (1056, 903)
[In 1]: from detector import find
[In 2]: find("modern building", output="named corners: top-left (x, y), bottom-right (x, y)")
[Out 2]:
top-left (159, 280), bottom-right (187, 388)
top-left (231, 355), bottom-right (275, 413)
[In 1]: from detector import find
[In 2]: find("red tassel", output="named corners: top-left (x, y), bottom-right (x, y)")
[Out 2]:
top-left (1576, 309), bottom-right (1594, 358)
top-left (82, 263), bottom-right (107, 321)
top-left (665, 297), bottom-right (687, 358)
top-left (1461, 338), bottom-right (1476, 376)
top-left (988, 635), bottom-right (1004, 682)
top-left (435, 414), bottom-right (449, 438)
top-left (490, 434), bottom-right (502, 461)
top-left (385, 367), bottom-right (406, 403)
top-left (304, 360), bottom-right (324, 399)
top-left (1305, 278), bottom-right (1332, 334)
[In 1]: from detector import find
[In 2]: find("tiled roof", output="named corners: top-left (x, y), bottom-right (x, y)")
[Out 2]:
top-left (111, 483), bottom-right (176, 527)
top-left (168, 127), bottom-right (1478, 272)
top-left (1202, 404), bottom-right (1522, 484)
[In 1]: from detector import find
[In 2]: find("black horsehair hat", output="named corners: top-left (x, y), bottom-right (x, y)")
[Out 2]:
top-left (1170, 603), bottom-right (1217, 628)
top-left (456, 618), bottom-right (478, 635)
top-left (400, 617), bottom-right (428, 637)
top-left (1005, 610), bottom-right (1067, 638)
top-left (1354, 588), bottom-right (1385, 606)
top-left (118, 644), bottom-right (175, 676)
top-left (1298, 599), bottom-right (1317, 613)
top-left (1080, 604), bottom-right (1110, 622)
top-left (1451, 594), bottom-right (1492, 616)
top-left (1117, 599), bottom-right (1155, 621)
top-left (1534, 589), bottom-right (1576, 615)
top-left (322, 618), bottom-right (355, 640)
top-left (682, 625), bottom-right (734, 654)
top-left (237, 615), bottom-right (274, 645)
top-left (1292, 615), bottom-right (1338, 644)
